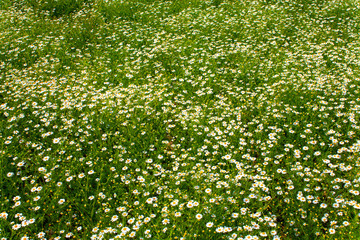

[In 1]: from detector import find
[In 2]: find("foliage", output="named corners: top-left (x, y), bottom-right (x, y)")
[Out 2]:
top-left (1, 0), bottom-right (360, 239)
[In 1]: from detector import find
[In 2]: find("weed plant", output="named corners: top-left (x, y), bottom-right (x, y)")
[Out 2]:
top-left (0, 0), bottom-right (360, 239)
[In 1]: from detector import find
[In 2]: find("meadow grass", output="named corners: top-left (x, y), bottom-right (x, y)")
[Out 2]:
top-left (1, 0), bottom-right (360, 239)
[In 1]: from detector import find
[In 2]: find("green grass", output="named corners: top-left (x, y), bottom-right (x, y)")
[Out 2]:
top-left (1, 0), bottom-right (360, 239)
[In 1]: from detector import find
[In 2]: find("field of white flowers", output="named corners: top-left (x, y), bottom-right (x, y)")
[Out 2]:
top-left (0, 0), bottom-right (360, 239)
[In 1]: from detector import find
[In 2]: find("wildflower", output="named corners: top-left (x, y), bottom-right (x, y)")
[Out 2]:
top-left (320, 203), bottom-right (327, 208)
top-left (216, 227), bottom-right (224, 233)
top-left (170, 200), bottom-right (179, 206)
top-left (37, 232), bottom-right (45, 238)
top-left (65, 232), bottom-right (73, 238)
top-left (12, 224), bottom-right (21, 230)
top-left (0, 212), bottom-right (8, 219)
top-left (128, 218), bottom-right (135, 224)
top-left (162, 219), bottom-right (170, 225)
top-left (206, 222), bottom-right (214, 228)
top-left (224, 154), bottom-right (231, 160)
top-left (314, 151), bottom-right (321, 156)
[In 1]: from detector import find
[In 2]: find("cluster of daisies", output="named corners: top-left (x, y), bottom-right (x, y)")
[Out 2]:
top-left (1, 0), bottom-right (359, 239)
